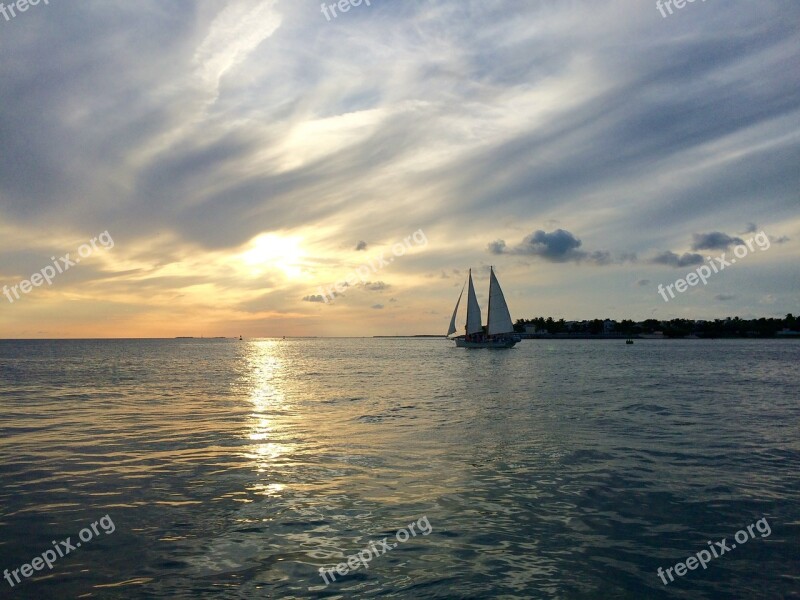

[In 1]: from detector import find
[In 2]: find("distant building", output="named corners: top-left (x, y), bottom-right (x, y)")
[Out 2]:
top-left (640, 331), bottom-right (665, 339)
top-left (777, 328), bottom-right (800, 337)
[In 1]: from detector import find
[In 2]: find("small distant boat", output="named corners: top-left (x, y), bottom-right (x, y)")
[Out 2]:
top-left (447, 267), bottom-right (521, 349)
top-left (626, 339), bottom-right (634, 344)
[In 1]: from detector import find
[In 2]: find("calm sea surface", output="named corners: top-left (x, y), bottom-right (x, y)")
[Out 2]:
top-left (0, 338), bottom-right (798, 599)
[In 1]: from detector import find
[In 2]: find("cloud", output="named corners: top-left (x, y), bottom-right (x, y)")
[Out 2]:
top-left (489, 229), bottom-right (633, 265)
top-left (636, 279), bottom-right (651, 287)
top-left (302, 294), bottom-right (326, 303)
top-left (650, 251), bottom-right (705, 268)
top-left (0, 0), bottom-right (798, 336)
top-left (772, 235), bottom-right (790, 244)
top-left (488, 229), bottom-right (579, 261)
top-left (371, 304), bottom-right (384, 310)
top-left (586, 250), bottom-right (613, 266)
top-left (489, 229), bottom-right (583, 261)
top-left (193, 0), bottom-right (283, 101)
top-left (355, 240), bottom-right (368, 251)
top-left (743, 223), bottom-right (758, 234)
top-left (362, 281), bottom-right (389, 291)
top-left (516, 229), bottom-right (583, 261)
top-left (691, 232), bottom-right (745, 251)
top-left (715, 294), bottom-right (736, 301)
top-left (487, 239), bottom-right (507, 255)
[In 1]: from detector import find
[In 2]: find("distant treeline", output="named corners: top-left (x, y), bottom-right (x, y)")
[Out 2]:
top-left (514, 314), bottom-right (799, 338)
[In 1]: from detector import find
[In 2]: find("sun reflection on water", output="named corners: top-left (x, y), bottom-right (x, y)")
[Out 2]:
top-left (238, 340), bottom-right (293, 481)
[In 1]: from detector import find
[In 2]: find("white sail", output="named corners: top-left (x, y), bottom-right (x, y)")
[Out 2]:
top-left (466, 269), bottom-right (483, 335)
top-left (487, 267), bottom-right (514, 335)
top-left (447, 283), bottom-right (465, 337)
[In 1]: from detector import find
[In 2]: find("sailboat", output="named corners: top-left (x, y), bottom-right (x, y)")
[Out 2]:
top-left (447, 267), bottom-right (521, 348)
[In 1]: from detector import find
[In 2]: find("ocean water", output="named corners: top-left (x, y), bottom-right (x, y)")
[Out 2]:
top-left (0, 338), bottom-right (798, 599)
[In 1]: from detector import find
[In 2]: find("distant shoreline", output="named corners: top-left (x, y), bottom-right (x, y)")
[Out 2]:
top-left (373, 335), bottom-right (446, 338)
top-left (1, 334), bottom-right (798, 341)
top-left (386, 335), bottom-right (800, 340)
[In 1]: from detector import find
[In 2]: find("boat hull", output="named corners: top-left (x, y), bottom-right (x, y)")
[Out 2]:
top-left (454, 336), bottom-right (520, 349)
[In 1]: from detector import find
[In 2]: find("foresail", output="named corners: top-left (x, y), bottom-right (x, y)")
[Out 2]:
top-left (487, 268), bottom-right (514, 335)
top-left (466, 270), bottom-right (483, 335)
top-left (447, 283), bottom-right (465, 337)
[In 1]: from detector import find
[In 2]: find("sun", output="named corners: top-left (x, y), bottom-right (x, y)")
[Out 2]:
top-left (241, 233), bottom-right (305, 279)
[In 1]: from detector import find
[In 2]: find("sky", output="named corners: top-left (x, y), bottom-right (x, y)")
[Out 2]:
top-left (0, 0), bottom-right (798, 338)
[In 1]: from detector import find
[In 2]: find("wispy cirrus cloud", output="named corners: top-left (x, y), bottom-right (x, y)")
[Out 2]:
top-left (0, 0), bottom-right (798, 336)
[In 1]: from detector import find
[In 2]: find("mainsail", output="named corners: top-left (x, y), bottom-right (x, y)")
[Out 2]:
top-left (447, 283), bottom-right (465, 337)
top-left (486, 267), bottom-right (514, 335)
top-left (465, 269), bottom-right (483, 335)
